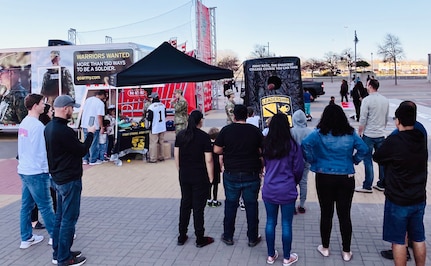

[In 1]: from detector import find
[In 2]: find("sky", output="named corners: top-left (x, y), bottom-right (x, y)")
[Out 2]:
top-left (1, 0), bottom-right (430, 63)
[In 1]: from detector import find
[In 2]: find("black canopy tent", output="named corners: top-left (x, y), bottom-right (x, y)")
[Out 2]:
top-left (113, 41), bottom-right (233, 87)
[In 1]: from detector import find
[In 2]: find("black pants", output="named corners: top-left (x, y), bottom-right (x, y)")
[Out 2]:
top-left (341, 94), bottom-right (348, 102)
top-left (316, 173), bottom-right (355, 252)
top-left (353, 100), bottom-right (361, 121)
top-left (179, 181), bottom-right (209, 241)
top-left (107, 135), bottom-right (114, 157)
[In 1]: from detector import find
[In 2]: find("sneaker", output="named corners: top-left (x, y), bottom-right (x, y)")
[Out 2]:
top-left (297, 206), bottom-right (306, 214)
top-left (239, 201), bottom-right (245, 211)
top-left (58, 256), bottom-right (86, 266)
top-left (283, 253), bottom-right (298, 266)
top-left (267, 250), bottom-right (279, 264)
top-left (52, 251), bottom-right (82, 265)
top-left (221, 234), bottom-right (234, 246)
top-left (373, 185), bottom-right (385, 191)
top-left (354, 186), bottom-right (373, 193)
top-left (32, 221), bottom-right (45, 229)
top-left (82, 160), bottom-right (88, 165)
top-left (212, 201), bottom-right (222, 207)
top-left (20, 234), bottom-right (44, 249)
top-left (89, 160), bottom-right (103, 166)
top-left (195, 236), bottom-right (214, 248)
top-left (48, 238), bottom-right (52, 245)
top-left (248, 234), bottom-right (262, 247)
top-left (177, 235), bottom-right (188, 246)
top-left (207, 200), bottom-right (212, 207)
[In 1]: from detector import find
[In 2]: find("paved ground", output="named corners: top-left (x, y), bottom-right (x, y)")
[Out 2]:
top-left (1, 79), bottom-right (431, 265)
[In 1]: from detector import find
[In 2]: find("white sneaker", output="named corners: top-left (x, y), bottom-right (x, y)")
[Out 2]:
top-left (82, 160), bottom-right (88, 165)
top-left (354, 186), bottom-right (373, 193)
top-left (48, 238), bottom-right (52, 245)
top-left (20, 234), bottom-right (44, 249)
top-left (89, 160), bottom-right (103, 166)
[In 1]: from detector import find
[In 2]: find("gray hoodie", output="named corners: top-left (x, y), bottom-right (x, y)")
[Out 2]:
top-left (291, 110), bottom-right (313, 145)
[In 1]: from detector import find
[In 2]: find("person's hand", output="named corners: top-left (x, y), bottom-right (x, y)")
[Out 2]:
top-left (88, 125), bottom-right (96, 134)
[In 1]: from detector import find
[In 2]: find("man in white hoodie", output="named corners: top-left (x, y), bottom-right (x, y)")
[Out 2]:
top-left (290, 110), bottom-right (313, 213)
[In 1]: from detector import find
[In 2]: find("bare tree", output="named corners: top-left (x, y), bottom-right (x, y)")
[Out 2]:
top-left (217, 55), bottom-right (240, 72)
top-left (302, 59), bottom-right (326, 80)
top-left (250, 44), bottom-right (275, 58)
top-left (339, 48), bottom-right (354, 79)
top-left (323, 52), bottom-right (340, 82)
top-left (377, 34), bottom-right (404, 85)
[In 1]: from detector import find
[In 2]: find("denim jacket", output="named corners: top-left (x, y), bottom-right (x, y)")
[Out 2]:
top-left (301, 129), bottom-right (368, 175)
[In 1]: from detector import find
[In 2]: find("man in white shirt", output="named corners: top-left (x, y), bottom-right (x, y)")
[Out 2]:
top-left (17, 93), bottom-right (55, 249)
top-left (147, 92), bottom-right (167, 163)
top-left (81, 90), bottom-right (106, 165)
top-left (355, 78), bottom-right (389, 193)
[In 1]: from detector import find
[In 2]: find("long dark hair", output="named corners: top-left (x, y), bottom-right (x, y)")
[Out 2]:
top-left (180, 110), bottom-right (202, 146)
top-left (263, 113), bottom-right (295, 159)
top-left (317, 104), bottom-right (354, 136)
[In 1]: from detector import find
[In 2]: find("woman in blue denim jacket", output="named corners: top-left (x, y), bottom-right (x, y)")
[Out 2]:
top-left (302, 104), bottom-right (368, 262)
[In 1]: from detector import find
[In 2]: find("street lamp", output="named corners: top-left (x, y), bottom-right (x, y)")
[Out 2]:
top-left (371, 52), bottom-right (374, 73)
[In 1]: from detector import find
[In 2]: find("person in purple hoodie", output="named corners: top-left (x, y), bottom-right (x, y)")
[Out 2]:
top-left (262, 113), bottom-right (304, 266)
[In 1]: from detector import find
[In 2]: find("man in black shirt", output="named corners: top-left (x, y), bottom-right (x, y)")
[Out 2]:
top-left (45, 95), bottom-right (94, 266)
top-left (214, 104), bottom-right (264, 247)
top-left (373, 103), bottom-right (427, 266)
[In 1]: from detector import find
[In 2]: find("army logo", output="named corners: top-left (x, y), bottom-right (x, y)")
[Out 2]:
top-left (260, 95), bottom-right (293, 127)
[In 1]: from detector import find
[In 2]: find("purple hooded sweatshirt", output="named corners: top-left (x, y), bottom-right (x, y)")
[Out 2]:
top-left (262, 140), bottom-right (304, 204)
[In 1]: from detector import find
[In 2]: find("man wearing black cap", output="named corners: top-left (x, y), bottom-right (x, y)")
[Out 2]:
top-left (45, 95), bottom-right (95, 266)
top-left (0, 66), bottom-right (28, 124)
top-left (373, 102), bottom-right (427, 266)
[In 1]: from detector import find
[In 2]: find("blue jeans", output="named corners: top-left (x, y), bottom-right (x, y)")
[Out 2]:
top-left (52, 179), bottom-right (82, 264)
top-left (298, 162), bottom-right (310, 207)
top-left (264, 201), bottom-right (295, 259)
top-left (83, 128), bottom-right (100, 163)
top-left (19, 173), bottom-right (55, 241)
top-left (383, 199), bottom-right (426, 244)
top-left (362, 135), bottom-right (385, 189)
top-left (99, 143), bottom-right (107, 160)
top-left (223, 171), bottom-right (261, 242)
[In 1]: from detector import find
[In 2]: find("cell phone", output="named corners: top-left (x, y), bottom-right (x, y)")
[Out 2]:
top-left (88, 116), bottom-right (95, 127)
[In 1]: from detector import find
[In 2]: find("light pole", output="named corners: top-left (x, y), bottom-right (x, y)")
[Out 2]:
top-left (354, 31), bottom-right (358, 79)
top-left (371, 52), bottom-right (373, 73)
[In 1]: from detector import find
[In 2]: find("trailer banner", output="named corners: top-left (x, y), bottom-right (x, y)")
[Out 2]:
top-left (74, 49), bottom-right (134, 85)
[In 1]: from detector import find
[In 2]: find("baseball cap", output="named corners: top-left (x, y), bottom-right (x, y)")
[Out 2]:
top-left (50, 51), bottom-right (60, 60)
top-left (149, 92), bottom-right (159, 98)
top-left (53, 95), bottom-right (80, 108)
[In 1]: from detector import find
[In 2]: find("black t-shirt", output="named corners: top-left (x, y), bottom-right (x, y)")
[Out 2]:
top-left (175, 128), bottom-right (212, 184)
top-left (215, 123), bottom-right (263, 172)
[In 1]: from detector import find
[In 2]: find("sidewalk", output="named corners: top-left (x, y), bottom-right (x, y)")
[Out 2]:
top-left (0, 97), bottom-right (430, 265)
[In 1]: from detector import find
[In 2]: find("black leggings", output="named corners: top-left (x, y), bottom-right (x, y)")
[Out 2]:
top-left (316, 173), bottom-right (355, 252)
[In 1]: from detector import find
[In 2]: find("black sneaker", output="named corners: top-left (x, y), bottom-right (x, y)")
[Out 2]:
top-left (196, 236), bottom-right (214, 248)
top-left (52, 251), bottom-right (82, 265)
top-left (248, 234), bottom-right (262, 247)
top-left (212, 201), bottom-right (222, 207)
top-left (177, 235), bottom-right (188, 246)
top-left (297, 206), bottom-right (306, 214)
top-left (221, 234), bottom-right (234, 246)
top-left (57, 256), bottom-right (86, 266)
top-left (380, 248), bottom-right (411, 261)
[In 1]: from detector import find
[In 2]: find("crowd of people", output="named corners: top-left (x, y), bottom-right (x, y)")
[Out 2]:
top-left (16, 77), bottom-right (428, 266)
